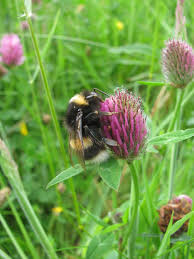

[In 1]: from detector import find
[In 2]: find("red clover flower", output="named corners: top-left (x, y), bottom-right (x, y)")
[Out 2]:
top-left (162, 39), bottom-right (194, 88)
top-left (0, 34), bottom-right (25, 67)
top-left (100, 89), bottom-right (148, 162)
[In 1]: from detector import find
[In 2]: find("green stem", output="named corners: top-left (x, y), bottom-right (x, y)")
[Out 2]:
top-left (119, 162), bottom-right (139, 257)
top-left (168, 90), bottom-right (184, 200)
top-left (168, 90), bottom-right (184, 132)
top-left (25, 12), bottom-right (81, 225)
top-left (0, 214), bottom-right (28, 259)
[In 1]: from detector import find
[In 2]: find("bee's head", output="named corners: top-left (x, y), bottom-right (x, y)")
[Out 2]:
top-left (83, 91), bottom-right (102, 105)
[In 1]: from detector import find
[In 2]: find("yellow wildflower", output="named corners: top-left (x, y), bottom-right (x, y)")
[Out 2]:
top-left (20, 121), bottom-right (28, 136)
top-left (52, 206), bottom-right (63, 216)
top-left (116, 21), bottom-right (124, 31)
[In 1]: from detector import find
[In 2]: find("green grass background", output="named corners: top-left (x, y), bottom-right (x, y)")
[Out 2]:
top-left (0, 0), bottom-right (193, 258)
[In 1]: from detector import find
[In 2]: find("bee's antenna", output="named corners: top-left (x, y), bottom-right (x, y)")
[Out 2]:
top-left (93, 88), bottom-right (110, 97)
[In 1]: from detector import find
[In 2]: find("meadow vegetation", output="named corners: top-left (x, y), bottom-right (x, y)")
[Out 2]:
top-left (0, 0), bottom-right (193, 258)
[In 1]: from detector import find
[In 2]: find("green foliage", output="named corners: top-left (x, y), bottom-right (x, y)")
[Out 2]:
top-left (148, 128), bottom-right (194, 146)
top-left (0, 0), bottom-right (193, 258)
top-left (86, 233), bottom-right (116, 259)
top-left (47, 164), bottom-right (84, 189)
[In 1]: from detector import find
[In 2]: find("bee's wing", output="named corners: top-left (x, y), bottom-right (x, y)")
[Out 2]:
top-left (68, 132), bottom-right (74, 167)
top-left (84, 125), bottom-right (103, 146)
top-left (76, 111), bottom-right (86, 169)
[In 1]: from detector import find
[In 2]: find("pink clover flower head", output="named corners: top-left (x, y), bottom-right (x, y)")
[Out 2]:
top-left (0, 34), bottom-right (25, 66)
top-left (176, 194), bottom-right (192, 205)
top-left (162, 39), bottom-right (194, 88)
top-left (100, 89), bottom-right (148, 161)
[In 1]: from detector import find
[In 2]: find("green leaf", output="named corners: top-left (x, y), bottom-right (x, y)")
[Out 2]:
top-left (147, 128), bottom-right (194, 146)
top-left (137, 81), bottom-right (165, 86)
top-left (102, 223), bottom-right (125, 234)
top-left (157, 211), bottom-right (194, 256)
top-left (46, 164), bottom-right (83, 189)
top-left (98, 159), bottom-right (121, 191)
top-left (86, 233), bottom-right (115, 259)
top-left (104, 250), bottom-right (118, 259)
top-left (82, 207), bottom-right (109, 228)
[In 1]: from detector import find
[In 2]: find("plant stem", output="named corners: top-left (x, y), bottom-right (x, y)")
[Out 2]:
top-left (25, 12), bottom-right (81, 225)
top-left (168, 90), bottom-right (184, 200)
top-left (168, 90), bottom-right (184, 132)
top-left (119, 162), bottom-right (139, 257)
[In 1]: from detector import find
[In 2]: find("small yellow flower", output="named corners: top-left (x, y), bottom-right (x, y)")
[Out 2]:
top-left (115, 21), bottom-right (124, 31)
top-left (52, 206), bottom-right (63, 216)
top-left (20, 121), bottom-right (28, 136)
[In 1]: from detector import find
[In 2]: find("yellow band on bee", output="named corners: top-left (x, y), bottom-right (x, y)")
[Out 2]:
top-left (69, 94), bottom-right (88, 105)
top-left (70, 137), bottom-right (93, 150)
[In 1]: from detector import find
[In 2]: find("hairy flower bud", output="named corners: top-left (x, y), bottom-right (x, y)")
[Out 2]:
top-left (0, 34), bottom-right (25, 66)
top-left (162, 39), bottom-right (194, 88)
top-left (158, 195), bottom-right (192, 237)
top-left (100, 89), bottom-right (148, 161)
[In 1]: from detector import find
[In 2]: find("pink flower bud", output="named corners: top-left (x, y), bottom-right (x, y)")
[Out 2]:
top-left (21, 21), bottom-right (29, 31)
top-left (100, 89), bottom-right (148, 161)
top-left (162, 39), bottom-right (194, 88)
top-left (0, 34), bottom-right (25, 67)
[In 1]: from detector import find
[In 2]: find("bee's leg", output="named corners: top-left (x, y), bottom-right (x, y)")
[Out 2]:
top-left (84, 111), bottom-right (98, 120)
top-left (103, 138), bottom-right (118, 146)
top-left (99, 111), bottom-right (120, 116)
top-left (84, 125), bottom-right (103, 146)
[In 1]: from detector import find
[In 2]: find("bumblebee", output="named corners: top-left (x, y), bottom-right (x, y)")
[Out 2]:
top-left (65, 89), bottom-right (116, 166)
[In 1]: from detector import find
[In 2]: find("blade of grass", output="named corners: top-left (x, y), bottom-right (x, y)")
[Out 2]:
top-left (0, 138), bottom-right (58, 259)
top-left (30, 9), bottom-right (61, 84)
top-left (8, 200), bottom-right (39, 259)
top-left (0, 249), bottom-right (12, 259)
top-left (23, 4), bottom-right (81, 225)
top-left (0, 167), bottom-right (38, 259)
top-left (0, 214), bottom-right (28, 259)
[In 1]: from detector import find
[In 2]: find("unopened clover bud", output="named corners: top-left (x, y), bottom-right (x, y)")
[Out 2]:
top-left (0, 34), bottom-right (25, 67)
top-left (158, 195), bottom-right (192, 237)
top-left (162, 39), bottom-right (194, 88)
top-left (0, 187), bottom-right (11, 207)
top-left (100, 89), bottom-right (148, 162)
top-left (57, 183), bottom-right (66, 193)
top-left (42, 114), bottom-right (51, 124)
